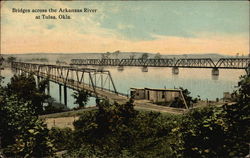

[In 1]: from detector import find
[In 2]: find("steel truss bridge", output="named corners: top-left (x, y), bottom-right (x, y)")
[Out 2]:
top-left (11, 62), bottom-right (128, 104)
top-left (11, 62), bottom-right (187, 114)
top-left (71, 58), bottom-right (249, 69)
top-left (71, 58), bottom-right (250, 75)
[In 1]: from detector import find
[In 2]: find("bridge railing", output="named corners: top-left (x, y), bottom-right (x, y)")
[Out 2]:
top-left (11, 62), bottom-right (121, 97)
top-left (70, 58), bottom-right (250, 69)
top-left (216, 58), bottom-right (250, 69)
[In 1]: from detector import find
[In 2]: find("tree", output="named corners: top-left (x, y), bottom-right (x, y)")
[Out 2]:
top-left (154, 53), bottom-right (162, 59)
top-left (140, 53), bottom-right (149, 60)
top-left (72, 90), bottom-right (90, 108)
top-left (0, 86), bottom-right (54, 157)
top-left (49, 127), bottom-right (73, 151)
top-left (38, 78), bottom-right (49, 93)
top-left (236, 53), bottom-right (239, 58)
top-left (170, 87), bottom-right (197, 108)
top-left (171, 75), bottom-right (250, 157)
top-left (68, 99), bottom-right (178, 157)
top-left (7, 56), bottom-right (16, 63)
top-left (113, 50), bottom-right (120, 59)
top-left (129, 53), bottom-right (136, 59)
top-left (101, 52), bottom-right (111, 59)
top-left (222, 75), bottom-right (250, 157)
top-left (0, 55), bottom-right (4, 66)
top-left (6, 74), bottom-right (49, 115)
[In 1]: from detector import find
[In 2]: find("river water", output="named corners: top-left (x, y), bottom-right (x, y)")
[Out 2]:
top-left (0, 67), bottom-right (245, 109)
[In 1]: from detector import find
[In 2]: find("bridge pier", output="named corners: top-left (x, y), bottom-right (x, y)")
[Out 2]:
top-left (17, 69), bottom-right (21, 75)
top-left (142, 66), bottom-right (148, 72)
top-left (47, 81), bottom-right (50, 95)
top-left (172, 67), bottom-right (179, 75)
top-left (117, 66), bottom-right (124, 71)
top-left (246, 65), bottom-right (250, 76)
top-left (212, 68), bottom-right (219, 76)
top-left (59, 84), bottom-right (62, 103)
top-left (64, 85), bottom-right (67, 106)
top-left (98, 66), bottom-right (104, 71)
top-left (36, 76), bottom-right (40, 89)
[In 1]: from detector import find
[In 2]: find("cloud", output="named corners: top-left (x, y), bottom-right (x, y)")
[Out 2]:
top-left (1, 1), bottom-right (249, 55)
top-left (46, 24), bottom-right (55, 30)
top-left (2, 30), bottom-right (249, 55)
top-left (117, 23), bottom-right (134, 30)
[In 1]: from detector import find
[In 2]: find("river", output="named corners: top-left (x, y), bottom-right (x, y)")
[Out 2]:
top-left (0, 66), bottom-right (245, 109)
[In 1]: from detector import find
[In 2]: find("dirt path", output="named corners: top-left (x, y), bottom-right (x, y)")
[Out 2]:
top-left (44, 116), bottom-right (79, 129)
top-left (42, 101), bottom-right (234, 129)
top-left (42, 102), bottom-right (188, 129)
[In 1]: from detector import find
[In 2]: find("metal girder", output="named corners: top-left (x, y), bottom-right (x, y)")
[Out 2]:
top-left (146, 59), bottom-right (175, 67)
top-left (119, 59), bottom-right (147, 66)
top-left (216, 58), bottom-right (250, 69)
top-left (70, 58), bottom-right (250, 69)
top-left (11, 62), bottom-right (118, 96)
top-left (99, 59), bottom-right (120, 66)
top-left (175, 58), bottom-right (215, 68)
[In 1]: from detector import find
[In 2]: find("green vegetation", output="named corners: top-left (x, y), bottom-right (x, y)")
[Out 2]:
top-left (72, 90), bottom-right (90, 109)
top-left (27, 58), bottom-right (49, 62)
top-left (56, 59), bottom-right (67, 65)
top-left (171, 75), bottom-right (250, 157)
top-left (154, 52), bottom-right (162, 59)
top-left (61, 99), bottom-right (179, 157)
top-left (7, 56), bottom-right (16, 63)
top-left (62, 75), bottom-right (250, 157)
top-left (101, 52), bottom-right (111, 59)
top-left (129, 52), bottom-right (136, 59)
top-left (170, 87), bottom-right (198, 108)
top-left (49, 127), bottom-right (73, 151)
top-left (7, 74), bottom-right (49, 115)
top-left (0, 76), bottom-right (54, 157)
top-left (140, 53), bottom-right (149, 60)
top-left (155, 87), bottom-right (198, 108)
top-left (40, 107), bottom-right (97, 119)
top-left (0, 73), bottom-right (249, 157)
top-left (113, 50), bottom-right (120, 59)
top-left (0, 56), bottom-right (4, 66)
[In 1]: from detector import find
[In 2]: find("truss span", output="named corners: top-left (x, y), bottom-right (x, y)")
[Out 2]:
top-left (11, 62), bottom-right (126, 98)
top-left (71, 58), bottom-right (250, 69)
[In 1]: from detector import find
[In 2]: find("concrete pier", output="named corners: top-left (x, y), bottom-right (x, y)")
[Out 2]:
top-left (47, 81), bottom-right (50, 95)
top-left (142, 66), bottom-right (148, 72)
top-left (64, 85), bottom-right (67, 106)
top-left (59, 84), bottom-right (62, 103)
top-left (172, 67), bottom-right (179, 75)
top-left (117, 66), bottom-right (124, 71)
top-left (212, 68), bottom-right (219, 76)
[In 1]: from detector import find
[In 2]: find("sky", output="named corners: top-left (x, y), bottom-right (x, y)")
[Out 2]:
top-left (1, 1), bottom-right (249, 55)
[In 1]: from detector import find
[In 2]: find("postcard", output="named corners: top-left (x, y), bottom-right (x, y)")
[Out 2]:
top-left (0, 1), bottom-right (249, 157)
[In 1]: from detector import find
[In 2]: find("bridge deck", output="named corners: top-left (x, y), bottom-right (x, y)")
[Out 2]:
top-left (38, 74), bottom-right (185, 114)
top-left (71, 58), bottom-right (250, 69)
top-left (34, 71), bottom-right (186, 114)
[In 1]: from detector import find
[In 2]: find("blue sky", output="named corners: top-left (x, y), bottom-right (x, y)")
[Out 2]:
top-left (1, 1), bottom-right (249, 54)
top-left (99, 1), bottom-right (249, 40)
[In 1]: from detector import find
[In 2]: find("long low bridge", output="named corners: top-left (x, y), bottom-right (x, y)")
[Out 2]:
top-left (11, 62), bottom-right (186, 114)
top-left (71, 58), bottom-right (250, 75)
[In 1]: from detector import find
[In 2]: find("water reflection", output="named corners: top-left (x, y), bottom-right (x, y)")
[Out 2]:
top-left (0, 67), bottom-right (245, 108)
top-left (211, 75), bottom-right (219, 80)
